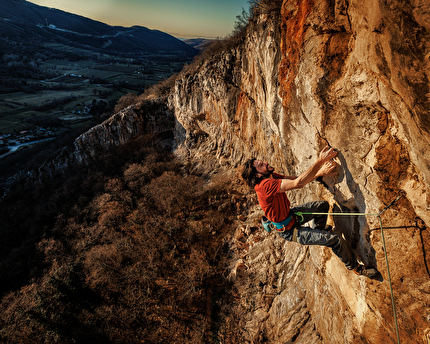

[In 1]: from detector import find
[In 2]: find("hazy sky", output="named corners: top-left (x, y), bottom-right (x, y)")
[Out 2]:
top-left (28, 0), bottom-right (251, 39)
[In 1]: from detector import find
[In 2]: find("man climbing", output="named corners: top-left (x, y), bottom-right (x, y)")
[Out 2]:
top-left (242, 146), bottom-right (378, 279)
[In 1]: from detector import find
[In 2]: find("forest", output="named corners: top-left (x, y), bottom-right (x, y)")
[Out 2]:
top-left (0, 134), bottom-right (254, 343)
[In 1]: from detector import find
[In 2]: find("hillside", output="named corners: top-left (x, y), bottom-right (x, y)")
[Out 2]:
top-left (0, 0), bottom-right (198, 176)
top-left (1, 0), bottom-right (197, 56)
top-left (184, 38), bottom-right (215, 51)
top-left (1, 0), bottom-right (430, 343)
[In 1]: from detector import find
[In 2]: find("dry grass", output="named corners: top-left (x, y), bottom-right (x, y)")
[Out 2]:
top-left (0, 143), bottom-right (245, 343)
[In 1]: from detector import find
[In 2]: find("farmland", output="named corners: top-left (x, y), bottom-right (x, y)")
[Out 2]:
top-left (0, 0), bottom-right (197, 139)
top-left (0, 54), bottom-right (184, 133)
top-left (0, 45), bottom-right (193, 184)
top-left (0, 0), bottom-right (197, 183)
top-left (0, 48), bottom-right (190, 162)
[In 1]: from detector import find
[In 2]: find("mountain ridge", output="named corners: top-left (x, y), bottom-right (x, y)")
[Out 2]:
top-left (1, 0), bottom-right (197, 55)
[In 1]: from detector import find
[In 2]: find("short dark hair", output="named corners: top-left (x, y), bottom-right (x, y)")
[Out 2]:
top-left (242, 158), bottom-right (260, 188)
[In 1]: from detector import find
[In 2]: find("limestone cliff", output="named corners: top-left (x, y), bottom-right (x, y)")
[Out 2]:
top-left (168, 0), bottom-right (430, 343)
top-left (12, 0), bottom-right (429, 342)
top-left (21, 99), bottom-right (175, 184)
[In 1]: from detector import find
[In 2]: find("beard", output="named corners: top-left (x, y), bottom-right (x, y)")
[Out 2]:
top-left (263, 165), bottom-right (274, 176)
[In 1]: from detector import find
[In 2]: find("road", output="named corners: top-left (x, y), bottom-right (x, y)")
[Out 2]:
top-left (0, 137), bottom-right (55, 159)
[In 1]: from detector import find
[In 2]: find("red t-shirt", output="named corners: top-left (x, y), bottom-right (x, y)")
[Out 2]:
top-left (255, 173), bottom-right (290, 223)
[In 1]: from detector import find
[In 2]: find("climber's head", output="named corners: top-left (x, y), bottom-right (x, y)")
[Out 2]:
top-left (242, 159), bottom-right (274, 187)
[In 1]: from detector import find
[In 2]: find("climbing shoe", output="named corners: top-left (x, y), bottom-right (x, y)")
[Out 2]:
top-left (324, 225), bottom-right (333, 232)
top-left (352, 264), bottom-right (380, 280)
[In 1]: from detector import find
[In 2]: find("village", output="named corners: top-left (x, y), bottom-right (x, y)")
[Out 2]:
top-left (0, 126), bottom-right (61, 158)
top-left (0, 96), bottom-right (111, 159)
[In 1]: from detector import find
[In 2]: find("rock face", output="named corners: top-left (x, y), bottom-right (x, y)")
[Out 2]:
top-left (12, 0), bottom-right (429, 342)
top-left (28, 100), bottom-right (175, 184)
top-left (169, 0), bottom-right (430, 343)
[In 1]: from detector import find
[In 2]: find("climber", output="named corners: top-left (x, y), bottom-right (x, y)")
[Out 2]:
top-left (241, 146), bottom-right (378, 279)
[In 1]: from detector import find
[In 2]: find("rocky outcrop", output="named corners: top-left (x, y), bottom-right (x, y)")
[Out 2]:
top-left (19, 100), bottom-right (175, 185)
top-left (169, 0), bottom-right (430, 343)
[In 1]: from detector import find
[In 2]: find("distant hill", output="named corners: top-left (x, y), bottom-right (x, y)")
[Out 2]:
top-left (1, 0), bottom-right (198, 57)
top-left (184, 38), bottom-right (215, 51)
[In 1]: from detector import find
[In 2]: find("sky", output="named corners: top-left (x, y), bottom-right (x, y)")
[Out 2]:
top-left (28, 0), bottom-right (251, 39)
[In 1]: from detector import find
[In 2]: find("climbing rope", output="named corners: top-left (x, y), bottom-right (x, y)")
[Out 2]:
top-left (295, 192), bottom-right (404, 344)
top-left (378, 215), bottom-right (400, 344)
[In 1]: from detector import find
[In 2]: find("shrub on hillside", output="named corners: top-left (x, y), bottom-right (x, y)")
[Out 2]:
top-left (177, 0), bottom-right (283, 80)
top-left (113, 93), bottom-right (139, 113)
top-left (141, 73), bottom-right (180, 99)
top-left (0, 143), bottom-right (243, 343)
top-left (250, 0), bottom-right (283, 16)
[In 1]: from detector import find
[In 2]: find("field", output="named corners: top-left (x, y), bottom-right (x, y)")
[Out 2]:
top-left (0, 55), bottom-right (184, 135)
top-left (0, 48), bottom-right (191, 180)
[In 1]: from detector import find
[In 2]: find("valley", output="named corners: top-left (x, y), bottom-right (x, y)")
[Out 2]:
top-left (0, 53), bottom-right (185, 159)
top-left (0, 0), bottom-right (198, 163)
top-left (0, 53), bottom-right (185, 134)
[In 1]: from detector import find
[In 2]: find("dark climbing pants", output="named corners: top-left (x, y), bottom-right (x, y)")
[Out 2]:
top-left (278, 201), bottom-right (357, 270)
